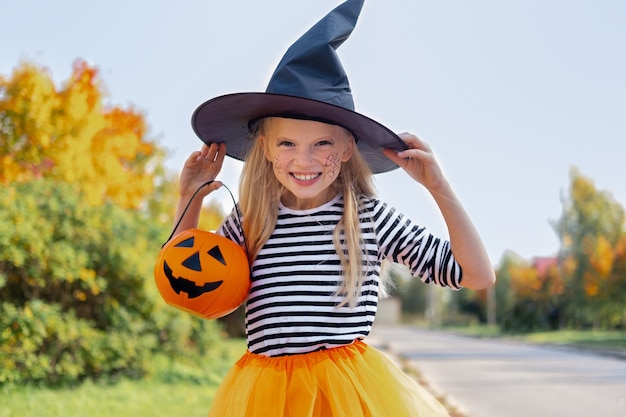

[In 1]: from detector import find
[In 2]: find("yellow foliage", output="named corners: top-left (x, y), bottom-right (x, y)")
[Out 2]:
top-left (198, 202), bottom-right (227, 232)
top-left (73, 290), bottom-right (88, 302)
top-left (79, 268), bottom-right (96, 282)
top-left (589, 235), bottom-right (614, 277)
top-left (508, 262), bottom-right (540, 298)
top-left (0, 60), bottom-right (161, 209)
top-left (582, 268), bottom-right (601, 297)
top-left (507, 256), bottom-right (566, 300)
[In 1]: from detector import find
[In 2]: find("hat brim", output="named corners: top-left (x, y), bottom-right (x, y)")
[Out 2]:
top-left (191, 93), bottom-right (407, 174)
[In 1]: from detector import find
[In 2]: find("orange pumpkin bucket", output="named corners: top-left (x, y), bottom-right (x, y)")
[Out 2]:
top-left (154, 228), bottom-right (250, 319)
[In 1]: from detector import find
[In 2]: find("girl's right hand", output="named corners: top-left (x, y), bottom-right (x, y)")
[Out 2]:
top-left (179, 142), bottom-right (226, 199)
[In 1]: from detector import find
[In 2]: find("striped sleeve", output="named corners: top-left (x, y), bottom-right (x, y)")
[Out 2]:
top-left (366, 198), bottom-right (463, 289)
top-left (216, 205), bottom-right (245, 246)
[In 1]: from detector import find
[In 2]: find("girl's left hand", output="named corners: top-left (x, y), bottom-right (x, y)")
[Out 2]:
top-left (382, 133), bottom-right (445, 192)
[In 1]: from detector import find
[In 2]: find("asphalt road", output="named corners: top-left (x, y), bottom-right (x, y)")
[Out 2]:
top-left (370, 326), bottom-right (626, 417)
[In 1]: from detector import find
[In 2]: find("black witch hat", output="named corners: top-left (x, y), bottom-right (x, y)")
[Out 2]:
top-left (191, 0), bottom-right (407, 174)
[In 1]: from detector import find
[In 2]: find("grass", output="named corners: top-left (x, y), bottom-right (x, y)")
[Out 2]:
top-left (0, 339), bottom-right (247, 417)
top-left (1, 380), bottom-right (217, 417)
top-left (515, 329), bottom-right (626, 351)
top-left (446, 325), bottom-right (626, 354)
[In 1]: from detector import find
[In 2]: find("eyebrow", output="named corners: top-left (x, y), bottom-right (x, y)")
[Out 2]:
top-left (274, 135), bottom-right (335, 142)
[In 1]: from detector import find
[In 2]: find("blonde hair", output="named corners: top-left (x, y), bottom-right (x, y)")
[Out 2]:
top-left (239, 118), bottom-right (379, 306)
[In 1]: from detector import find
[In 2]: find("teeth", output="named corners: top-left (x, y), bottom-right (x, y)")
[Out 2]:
top-left (293, 173), bottom-right (319, 181)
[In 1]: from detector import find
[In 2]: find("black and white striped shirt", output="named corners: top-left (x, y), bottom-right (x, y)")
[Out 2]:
top-left (218, 193), bottom-right (462, 357)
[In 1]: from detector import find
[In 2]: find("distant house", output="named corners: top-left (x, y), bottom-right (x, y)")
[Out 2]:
top-left (532, 256), bottom-right (557, 277)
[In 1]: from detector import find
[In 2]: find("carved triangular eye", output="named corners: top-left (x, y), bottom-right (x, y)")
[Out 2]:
top-left (182, 251), bottom-right (202, 271)
top-left (207, 245), bottom-right (226, 266)
top-left (175, 237), bottom-right (195, 248)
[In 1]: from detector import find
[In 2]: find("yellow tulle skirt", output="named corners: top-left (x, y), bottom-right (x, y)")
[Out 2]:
top-left (208, 340), bottom-right (449, 417)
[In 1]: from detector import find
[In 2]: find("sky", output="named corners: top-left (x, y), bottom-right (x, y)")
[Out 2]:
top-left (2, 0), bottom-right (625, 265)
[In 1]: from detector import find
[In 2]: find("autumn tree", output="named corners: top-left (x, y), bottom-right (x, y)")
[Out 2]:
top-left (553, 168), bottom-right (626, 328)
top-left (0, 60), bottom-right (160, 209)
top-left (0, 61), bottom-right (229, 385)
top-left (496, 252), bottom-right (563, 332)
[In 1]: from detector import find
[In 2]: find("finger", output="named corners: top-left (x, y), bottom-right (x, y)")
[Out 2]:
top-left (398, 133), bottom-right (430, 151)
top-left (397, 148), bottom-right (431, 161)
top-left (204, 142), bottom-right (226, 162)
top-left (193, 147), bottom-right (207, 162)
top-left (382, 148), bottom-right (410, 167)
top-left (214, 143), bottom-right (227, 164)
top-left (206, 180), bottom-right (223, 192)
top-left (186, 150), bottom-right (203, 165)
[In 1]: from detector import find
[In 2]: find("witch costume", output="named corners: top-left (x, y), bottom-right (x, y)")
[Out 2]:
top-left (192, 1), bottom-right (459, 415)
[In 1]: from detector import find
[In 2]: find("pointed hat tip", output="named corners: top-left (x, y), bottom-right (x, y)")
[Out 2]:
top-left (266, 0), bottom-right (366, 106)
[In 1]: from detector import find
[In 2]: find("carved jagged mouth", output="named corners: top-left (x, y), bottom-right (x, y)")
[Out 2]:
top-left (163, 260), bottom-right (223, 299)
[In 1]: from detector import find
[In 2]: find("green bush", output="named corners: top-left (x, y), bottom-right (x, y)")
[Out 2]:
top-left (0, 180), bottom-right (225, 386)
top-left (500, 298), bottom-right (559, 333)
top-left (0, 300), bottom-right (152, 385)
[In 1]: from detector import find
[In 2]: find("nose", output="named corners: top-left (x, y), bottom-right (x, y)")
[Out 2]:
top-left (294, 146), bottom-right (314, 166)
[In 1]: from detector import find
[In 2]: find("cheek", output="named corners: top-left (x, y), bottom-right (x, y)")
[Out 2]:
top-left (273, 155), bottom-right (283, 174)
top-left (324, 152), bottom-right (341, 176)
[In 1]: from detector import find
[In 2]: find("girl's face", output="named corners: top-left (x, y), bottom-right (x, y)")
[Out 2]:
top-left (261, 117), bottom-right (354, 210)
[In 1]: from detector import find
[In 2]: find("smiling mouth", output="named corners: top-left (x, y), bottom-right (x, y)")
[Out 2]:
top-left (292, 173), bottom-right (320, 181)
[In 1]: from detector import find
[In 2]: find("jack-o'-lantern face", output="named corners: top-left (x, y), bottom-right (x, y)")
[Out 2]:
top-left (154, 229), bottom-right (250, 319)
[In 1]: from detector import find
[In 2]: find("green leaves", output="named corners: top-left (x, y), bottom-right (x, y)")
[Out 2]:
top-left (0, 180), bottom-right (224, 386)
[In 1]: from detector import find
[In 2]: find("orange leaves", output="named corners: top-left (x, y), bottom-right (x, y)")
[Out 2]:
top-left (0, 60), bottom-right (160, 209)
top-left (508, 262), bottom-right (540, 298)
top-left (586, 235), bottom-right (614, 277)
top-left (569, 234), bottom-right (616, 297)
top-left (64, 61), bottom-right (101, 112)
top-left (554, 168), bottom-right (626, 302)
top-left (507, 256), bottom-right (562, 300)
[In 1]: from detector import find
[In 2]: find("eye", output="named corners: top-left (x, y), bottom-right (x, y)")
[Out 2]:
top-left (277, 140), bottom-right (295, 147)
top-left (315, 139), bottom-right (333, 146)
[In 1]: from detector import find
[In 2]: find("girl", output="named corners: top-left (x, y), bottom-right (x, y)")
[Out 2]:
top-left (172, 1), bottom-right (495, 415)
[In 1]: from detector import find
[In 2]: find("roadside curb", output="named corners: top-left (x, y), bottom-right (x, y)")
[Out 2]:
top-left (366, 334), bottom-right (473, 417)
